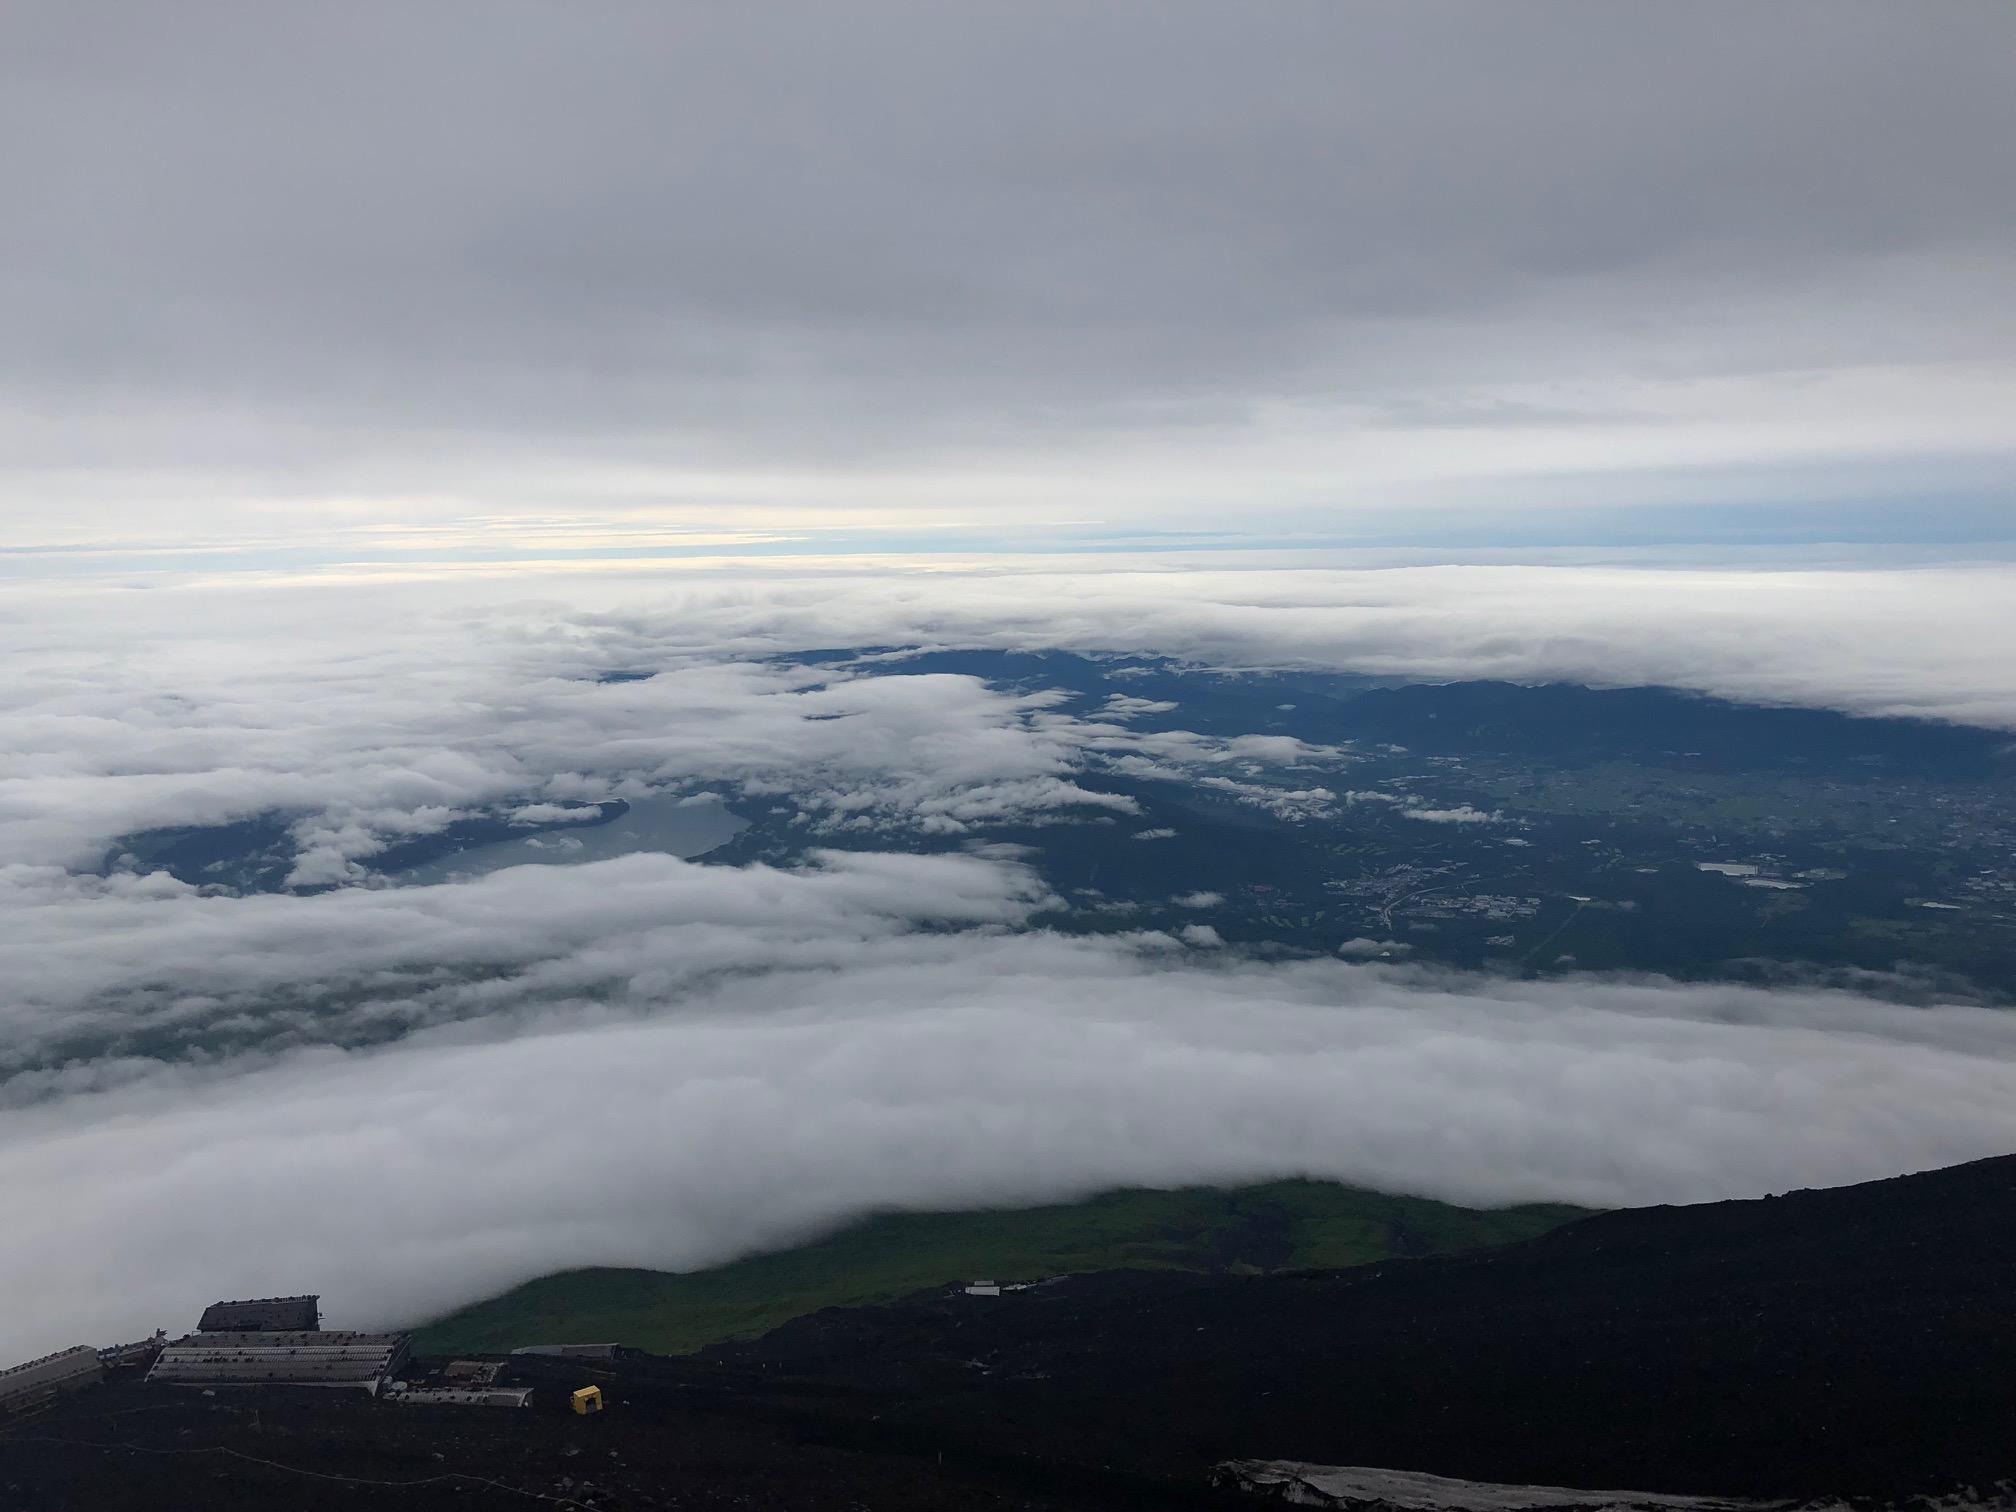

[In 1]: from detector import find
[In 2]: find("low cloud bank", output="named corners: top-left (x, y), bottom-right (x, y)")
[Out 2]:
top-left (0, 850), bottom-right (1048, 1096)
top-left (5, 936), bottom-right (2016, 1359)
top-left (589, 562), bottom-right (2016, 730)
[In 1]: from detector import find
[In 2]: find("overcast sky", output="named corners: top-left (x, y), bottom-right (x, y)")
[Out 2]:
top-left (4, 1), bottom-right (2013, 553)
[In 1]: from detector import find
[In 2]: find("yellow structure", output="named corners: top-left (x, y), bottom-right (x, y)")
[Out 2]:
top-left (570, 1385), bottom-right (603, 1415)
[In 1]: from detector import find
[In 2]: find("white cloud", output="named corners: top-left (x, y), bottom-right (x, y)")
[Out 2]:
top-left (1337, 938), bottom-right (1411, 959)
top-left (1402, 804), bottom-right (1502, 824)
top-left (1196, 777), bottom-right (1338, 820)
top-left (1173, 891), bottom-right (1224, 908)
top-left (0, 849), bottom-right (1052, 1096)
top-left (507, 803), bottom-right (606, 825)
top-left (0, 612), bottom-right (1152, 877)
top-left (1101, 695), bottom-right (1178, 718)
top-left (6, 938), bottom-right (2016, 1359)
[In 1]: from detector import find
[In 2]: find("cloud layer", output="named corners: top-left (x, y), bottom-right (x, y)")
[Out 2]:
top-left (4, 562), bottom-right (2016, 1357)
top-left (0, 850), bottom-right (1049, 1098)
top-left (10, 559), bottom-right (2016, 884)
top-left (8, 930), bottom-right (2016, 1359)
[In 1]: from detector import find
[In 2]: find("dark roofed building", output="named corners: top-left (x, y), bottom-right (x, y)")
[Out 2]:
top-left (198, 1296), bottom-right (320, 1333)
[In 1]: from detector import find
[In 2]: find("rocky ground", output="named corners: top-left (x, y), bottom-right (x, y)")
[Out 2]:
top-left (706, 1153), bottom-right (2016, 1502)
top-left (0, 1369), bottom-right (1166, 1512)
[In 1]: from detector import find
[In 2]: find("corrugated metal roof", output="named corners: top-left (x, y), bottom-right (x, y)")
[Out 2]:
top-left (0, 1345), bottom-right (102, 1405)
top-left (148, 1331), bottom-right (408, 1390)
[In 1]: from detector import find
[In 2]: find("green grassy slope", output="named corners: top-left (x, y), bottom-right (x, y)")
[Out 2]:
top-left (414, 1181), bottom-right (1591, 1357)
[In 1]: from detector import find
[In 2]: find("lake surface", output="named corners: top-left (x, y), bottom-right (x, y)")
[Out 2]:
top-left (395, 795), bottom-right (749, 885)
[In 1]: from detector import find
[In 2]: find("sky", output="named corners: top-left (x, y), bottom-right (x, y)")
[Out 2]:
top-left (3, 0), bottom-right (2013, 561)
top-left (3, 4), bottom-right (2016, 1357)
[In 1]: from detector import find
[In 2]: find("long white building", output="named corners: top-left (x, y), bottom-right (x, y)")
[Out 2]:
top-left (148, 1331), bottom-right (410, 1393)
top-left (0, 1345), bottom-right (102, 1410)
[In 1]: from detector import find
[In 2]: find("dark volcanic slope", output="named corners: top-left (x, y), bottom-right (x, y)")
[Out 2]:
top-left (13, 1157), bottom-right (2015, 1509)
top-left (709, 1154), bottom-right (2016, 1501)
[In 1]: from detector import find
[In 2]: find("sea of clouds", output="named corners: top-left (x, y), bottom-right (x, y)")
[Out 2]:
top-left (3, 558), bottom-right (2015, 1357)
